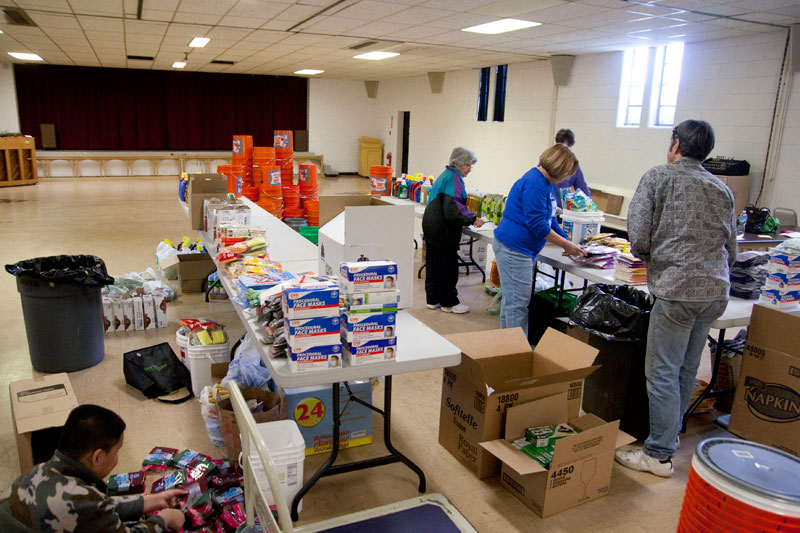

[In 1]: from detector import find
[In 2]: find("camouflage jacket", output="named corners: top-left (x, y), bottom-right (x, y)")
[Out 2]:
top-left (0, 451), bottom-right (166, 532)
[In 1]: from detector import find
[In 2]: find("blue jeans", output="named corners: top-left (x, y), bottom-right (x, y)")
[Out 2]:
top-left (644, 298), bottom-right (727, 460)
top-left (493, 238), bottom-right (536, 337)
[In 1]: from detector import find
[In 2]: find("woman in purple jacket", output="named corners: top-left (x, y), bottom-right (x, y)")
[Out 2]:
top-left (553, 128), bottom-right (592, 208)
top-left (493, 144), bottom-right (585, 336)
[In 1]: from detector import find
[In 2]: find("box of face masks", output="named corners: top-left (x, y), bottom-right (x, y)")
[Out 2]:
top-left (289, 343), bottom-right (343, 372)
top-left (339, 260), bottom-right (398, 293)
top-left (340, 311), bottom-right (397, 343)
top-left (285, 316), bottom-right (341, 348)
top-left (282, 282), bottom-right (340, 319)
top-left (343, 337), bottom-right (397, 366)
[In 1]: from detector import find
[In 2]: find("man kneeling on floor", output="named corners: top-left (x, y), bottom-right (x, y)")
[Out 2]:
top-left (0, 404), bottom-right (186, 532)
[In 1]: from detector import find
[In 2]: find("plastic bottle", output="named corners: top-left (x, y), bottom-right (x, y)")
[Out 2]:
top-left (737, 210), bottom-right (747, 236)
top-left (398, 180), bottom-right (409, 199)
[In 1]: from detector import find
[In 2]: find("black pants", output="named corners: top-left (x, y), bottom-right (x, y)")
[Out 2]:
top-left (424, 241), bottom-right (460, 307)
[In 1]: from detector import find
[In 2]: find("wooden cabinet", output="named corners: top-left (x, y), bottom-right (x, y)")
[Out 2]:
top-left (358, 137), bottom-right (382, 177)
top-left (0, 136), bottom-right (38, 187)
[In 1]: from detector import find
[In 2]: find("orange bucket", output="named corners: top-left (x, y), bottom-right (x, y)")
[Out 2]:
top-left (218, 164), bottom-right (245, 196)
top-left (298, 164), bottom-right (318, 187)
top-left (274, 130), bottom-right (293, 151)
top-left (232, 135), bottom-right (253, 157)
top-left (370, 165), bottom-right (393, 196)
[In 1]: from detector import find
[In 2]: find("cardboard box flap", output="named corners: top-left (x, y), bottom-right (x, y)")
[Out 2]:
top-left (480, 393), bottom-right (569, 476)
top-left (533, 329), bottom-right (600, 377)
top-left (551, 418), bottom-right (620, 464)
top-left (189, 174), bottom-right (227, 193)
top-left (445, 329), bottom-right (534, 387)
top-left (344, 204), bottom-right (414, 245)
top-left (10, 374), bottom-right (79, 434)
top-left (749, 304), bottom-right (800, 355)
top-left (501, 366), bottom-right (599, 392)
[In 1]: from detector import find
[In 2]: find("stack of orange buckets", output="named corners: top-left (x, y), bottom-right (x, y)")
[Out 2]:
top-left (275, 130), bottom-right (301, 220)
top-left (369, 165), bottom-right (394, 196)
top-left (218, 163), bottom-right (245, 197)
top-left (254, 147), bottom-right (283, 218)
top-left (298, 163), bottom-right (319, 226)
top-left (232, 135), bottom-right (259, 201)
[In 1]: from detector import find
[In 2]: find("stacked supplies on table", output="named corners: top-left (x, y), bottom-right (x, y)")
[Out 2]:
top-left (339, 260), bottom-right (399, 366)
top-left (729, 251), bottom-right (768, 300)
top-left (282, 279), bottom-right (342, 372)
top-left (614, 254), bottom-right (647, 285)
top-left (759, 239), bottom-right (800, 309)
top-left (571, 245), bottom-right (618, 269)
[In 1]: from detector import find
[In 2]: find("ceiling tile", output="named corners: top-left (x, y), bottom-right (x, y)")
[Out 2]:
top-left (28, 13), bottom-right (81, 29)
top-left (207, 27), bottom-right (253, 40)
top-left (166, 24), bottom-right (213, 37)
top-left (273, 4), bottom-right (324, 22)
top-left (226, 0), bottom-right (290, 18)
top-left (382, 6), bottom-right (452, 25)
top-left (176, 0), bottom-right (236, 15)
top-left (172, 12), bottom-right (223, 25)
top-left (333, 1), bottom-right (410, 21)
top-left (349, 20), bottom-right (410, 38)
top-left (78, 15), bottom-right (124, 31)
top-left (217, 16), bottom-right (268, 28)
top-left (14, 0), bottom-right (72, 13)
top-left (40, 28), bottom-right (85, 39)
top-left (304, 16), bottom-right (366, 33)
top-left (85, 31), bottom-right (124, 42)
top-left (140, 9), bottom-right (175, 22)
top-left (124, 20), bottom-right (169, 35)
top-left (260, 19), bottom-right (295, 31)
top-left (69, 0), bottom-right (124, 16)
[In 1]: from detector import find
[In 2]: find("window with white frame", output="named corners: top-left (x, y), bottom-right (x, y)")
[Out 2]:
top-left (616, 43), bottom-right (684, 128)
top-left (650, 43), bottom-right (684, 127)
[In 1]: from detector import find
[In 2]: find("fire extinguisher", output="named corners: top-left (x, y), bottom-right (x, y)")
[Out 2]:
top-left (386, 152), bottom-right (392, 167)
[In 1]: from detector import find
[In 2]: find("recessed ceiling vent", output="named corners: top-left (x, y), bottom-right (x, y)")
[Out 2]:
top-left (211, 60), bottom-right (235, 65)
top-left (3, 7), bottom-right (36, 26)
top-left (127, 55), bottom-right (154, 61)
top-left (349, 40), bottom-right (379, 50)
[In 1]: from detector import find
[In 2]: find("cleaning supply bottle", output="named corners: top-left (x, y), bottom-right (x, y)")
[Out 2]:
top-left (398, 179), bottom-right (409, 199)
top-left (737, 210), bottom-right (747, 236)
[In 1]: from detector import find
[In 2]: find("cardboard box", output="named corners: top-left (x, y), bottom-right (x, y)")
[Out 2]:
top-left (588, 188), bottom-right (625, 216)
top-left (153, 292), bottom-right (168, 328)
top-left (122, 298), bottom-right (134, 331)
top-left (318, 194), bottom-right (414, 308)
top-left (112, 299), bottom-right (124, 332)
top-left (758, 288), bottom-right (800, 309)
top-left (282, 381), bottom-right (373, 456)
top-left (215, 386), bottom-right (283, 463)
top-left (142, 294), bottom-right (156, 329)
top-left (188, 174), bottom-right (227, 230)
top-left (439, 328), bottom-right (599, 479)
top-left (102, 296), bottom-right (113, 334)
top-left (132, 296), bottom-right (144, 331)
top-left (728, 304), bottom-right (800, 456)
top-left (177, 253), bottom-right (216, 293)
top-left (715, 174), bottom-right (751, 217)
top-left (10, 373), bottom-right (80, 473)
top-left (480, 392), bottom-right (634, 517)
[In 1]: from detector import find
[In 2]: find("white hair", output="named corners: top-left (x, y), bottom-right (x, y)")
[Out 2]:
top-left (449, 147), bottom-right (477, 167)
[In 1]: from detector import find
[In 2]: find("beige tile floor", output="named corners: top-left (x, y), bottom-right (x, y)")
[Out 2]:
top-left (0, 176), bottom-right (729, 531)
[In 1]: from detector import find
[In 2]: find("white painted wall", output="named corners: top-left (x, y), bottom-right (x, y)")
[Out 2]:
top-left (371, 61), bottom-right (554, 195)
top-left (308, 78), bottom-right (377, 173)
top-left (770, 71), bottom-right (800, 215)
top-left (0, 63), bottom-right (20, 133)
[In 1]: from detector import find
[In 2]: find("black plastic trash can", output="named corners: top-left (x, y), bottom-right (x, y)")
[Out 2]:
top-left (568, 284), bottom-right (654, 440)
top-left (7, 255), bottom-right (114, 372)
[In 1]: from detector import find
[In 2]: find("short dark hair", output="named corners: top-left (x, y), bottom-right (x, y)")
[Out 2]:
top-left (672, 119), bottom-right (715, 160)
top-left (555, 128), bottom-right (575, 146)
top-left (58, 405), bottom-right (126, 460)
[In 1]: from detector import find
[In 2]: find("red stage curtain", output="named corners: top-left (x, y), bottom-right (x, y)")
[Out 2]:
top-left (14, 64), bottom-right (308, 150)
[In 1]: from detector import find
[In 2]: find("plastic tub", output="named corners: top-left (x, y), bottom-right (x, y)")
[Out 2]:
top-left (248, 420), bottom-right (305, 512)
top-left (561, 211), bottom-right (605, 244)
top-left (175, 330), bottom-right (189, 367)
top-left (186, 342), bottom-right (230, 396)
top-left (299, 226), bottom-right (319, 245)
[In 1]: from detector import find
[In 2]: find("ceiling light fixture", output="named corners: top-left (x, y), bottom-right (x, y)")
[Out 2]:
top-left (8, 52), bottom-right (43, 61)
top-left (462, 18), bottom-right (540, 35)
top-left (173, 52), bottom-right (188, 69)
top-left (294, 69), bottom-right (324, 75)
top-left (353, 51), bottom-right (399, 60)
top-left (189, 37), bottom-right (210, 47)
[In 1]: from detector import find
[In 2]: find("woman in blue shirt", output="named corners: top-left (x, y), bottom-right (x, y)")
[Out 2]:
top-left (493, 144), bottom-right (586, 336)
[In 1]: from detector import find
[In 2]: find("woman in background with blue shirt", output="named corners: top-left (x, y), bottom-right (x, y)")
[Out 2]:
top-left (493, 144), bottom-right (586, 335)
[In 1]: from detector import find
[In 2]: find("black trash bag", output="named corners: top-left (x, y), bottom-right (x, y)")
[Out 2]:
top-left (569, 284), bottom-right (654, 342)
top-left (123, 342), bottom-right (194, 404)
top-left (5, 255), bottom-right (114, 287)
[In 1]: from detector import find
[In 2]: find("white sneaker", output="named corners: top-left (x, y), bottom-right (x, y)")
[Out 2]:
top-left (426, 303), bottom-right (441, 309)
top-left (614, 448), bottom-right (674, 478)
top-left (441, 303), bottom-right (470, 314)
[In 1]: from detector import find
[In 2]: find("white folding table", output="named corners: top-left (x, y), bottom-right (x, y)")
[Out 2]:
top-left (194, 200), bottom-right (461, 522)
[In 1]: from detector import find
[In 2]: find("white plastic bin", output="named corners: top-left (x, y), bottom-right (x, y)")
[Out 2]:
top-left (186, 342), bottom-right (229, 396)
top-left (561, 211), bottom-right (605, 244)
top-left (176, 331), bottom-right (189, 367)
top-left (248, 420), bottom-right (306, 512)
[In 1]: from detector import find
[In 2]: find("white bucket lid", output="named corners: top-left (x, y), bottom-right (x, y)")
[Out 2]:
top-left (561, 210), bottom-right (605, 222)
top-left (693, 438), bottom-right (800, 517)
